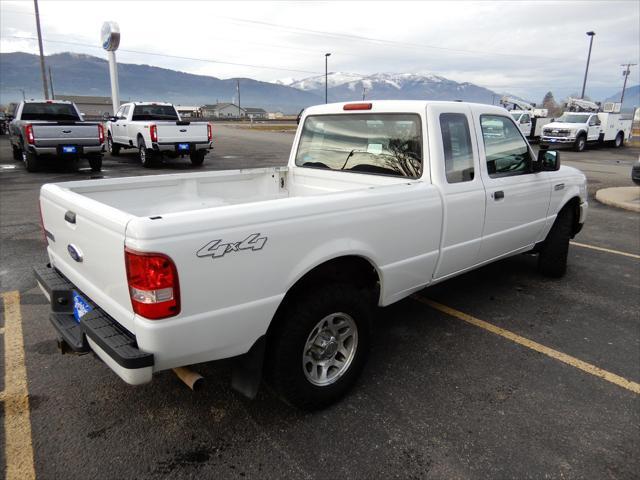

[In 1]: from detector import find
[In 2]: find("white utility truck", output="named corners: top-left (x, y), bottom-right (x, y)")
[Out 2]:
top-left (500, 96), bottom-right (552, 141)
top-left (106, 102), bottom-right (212, 167)
top-left (35, 101), bottom-right (588, 410)
top-left (540, 98), bottom-right (632, 151)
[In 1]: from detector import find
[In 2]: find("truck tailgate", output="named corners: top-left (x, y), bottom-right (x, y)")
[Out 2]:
top-left (33, 122), bottom-right (102, 147)
top-left (40, 184), bottom-right (136, 332)
top-left (156, 122), bottom-right (208, 143)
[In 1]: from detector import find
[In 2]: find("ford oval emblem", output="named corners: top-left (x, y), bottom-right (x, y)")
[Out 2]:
top-left (67, 244), bottom-right (83, 263)
top-left (179, 129), bottom-right (187, 132)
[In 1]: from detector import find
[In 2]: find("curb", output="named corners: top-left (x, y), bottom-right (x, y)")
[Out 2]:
top-left (595, 186), bottom-right (640, 213)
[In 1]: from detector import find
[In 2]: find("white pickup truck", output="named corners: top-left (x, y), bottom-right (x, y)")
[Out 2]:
top-left (35, 100), bottom-right (588, 410)
top-left (541, 111), bottom-right (632, 151)
top-left (106, 102), bottom-right (212, 167)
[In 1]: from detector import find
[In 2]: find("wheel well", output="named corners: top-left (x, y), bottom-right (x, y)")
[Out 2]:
top-left (561, 196), bottom-right (582, 237)
top-left (268, 255), bottom-right (380, 333)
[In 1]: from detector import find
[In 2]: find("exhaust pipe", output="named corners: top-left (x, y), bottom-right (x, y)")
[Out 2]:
top-left (172, 366), bottom-right (204, 391)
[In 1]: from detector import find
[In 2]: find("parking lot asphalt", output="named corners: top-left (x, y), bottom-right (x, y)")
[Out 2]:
top-left (1, 128), bottom-right (639, 479)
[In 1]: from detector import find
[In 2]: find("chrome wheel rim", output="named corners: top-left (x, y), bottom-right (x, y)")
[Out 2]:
top-left (139, 147), bottom-right (146, 164)
top-left (616, 135), bottom-right (622, 147)
top-left (21, 149), bottom-right (27, 163)
top-left (302, 312), bottom-right (358, 386)
top-left (108, 137), bottom-right (113, 153)
top-left (578, 138), bottom-right (585, 150)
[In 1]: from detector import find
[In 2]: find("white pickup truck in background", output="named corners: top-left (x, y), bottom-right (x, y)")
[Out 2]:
top-left (106, 102), bottom-right (212, 167)
top-left (35, 100), bottom-right (587, 410)
top-left (540, 100), bottom-right (632, 152)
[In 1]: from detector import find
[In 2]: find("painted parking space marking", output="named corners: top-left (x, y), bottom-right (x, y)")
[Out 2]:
top-left (412, 295), bottom-right (640, 395)
top-left (1, 291), bottom-right (36, 480)
top-left (570, 241), bottom-right (640, 259)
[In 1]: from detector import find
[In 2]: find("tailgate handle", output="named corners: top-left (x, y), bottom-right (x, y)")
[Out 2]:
top-left (64, 211), bottom-right (76, 224)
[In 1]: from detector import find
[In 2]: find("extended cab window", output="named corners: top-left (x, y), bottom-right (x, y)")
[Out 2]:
top-left (439, 113), bottom-right (474, 183)
top-left (295, 114), bottom-right (422, 178)
top-left (480, 115), bottom-right (532, 177)
top-left (131, 105), bottom-right (179, 121)
top-left (20, 103), bottom-right (80, 121)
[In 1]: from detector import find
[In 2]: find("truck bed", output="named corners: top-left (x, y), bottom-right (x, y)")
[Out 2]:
top-left (49, 166), bottom-right (407, 217)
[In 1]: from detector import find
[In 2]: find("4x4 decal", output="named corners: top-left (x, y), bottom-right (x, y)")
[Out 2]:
top-left (196, 233), bottom-right (267, 259)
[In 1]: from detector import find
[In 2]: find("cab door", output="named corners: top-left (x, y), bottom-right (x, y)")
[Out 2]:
top-left (473, 111), bottom-right (551, 263)
top-left (587, 114), bottom-right (601, 141)
top-left (427, 104), bottom-right (486, 279)
top-left (111, 106), bottom-right (124, 143)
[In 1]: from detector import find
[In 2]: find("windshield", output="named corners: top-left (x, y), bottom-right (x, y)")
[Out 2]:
top-left (131, 105), bottom-right (179, 121)
top-left (556, 113), bottom-right (591, 123)
top-left (295, 113), bottom-right (422, 178)
top-left (510, 113), bottom-right (522, 122)
top-left (20, 103), bottom-right (80, 121)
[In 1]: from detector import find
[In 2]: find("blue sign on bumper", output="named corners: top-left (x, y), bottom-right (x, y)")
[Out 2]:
top-left (72, 290), bottom-right (92, 322)
top-left (62, 145), bottom-right (77, 154)
top-left (178, 143), bottom-right (189, 151)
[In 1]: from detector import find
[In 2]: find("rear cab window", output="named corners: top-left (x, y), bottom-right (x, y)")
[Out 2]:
top-left (20, 103), bottom-right (80, 121)
top-left (132, 105), bottom-right (179, 121)
top-left (295, 113), bottom-right (423, 178)
top-left (439, 113), bottom-right (474, 183)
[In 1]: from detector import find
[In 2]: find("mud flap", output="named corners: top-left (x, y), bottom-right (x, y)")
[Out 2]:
top-left (231, 336), bottom-right (266, 399)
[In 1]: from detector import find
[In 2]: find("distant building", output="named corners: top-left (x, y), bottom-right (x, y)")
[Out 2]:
top-left (175, 105), bottom-right (202, 118)
top-left (201, 103), bottom-right (245, 119)
top-left (55, 95), bottom-right (119, 119)
top-left (244, 107), bottom-right (268, 120)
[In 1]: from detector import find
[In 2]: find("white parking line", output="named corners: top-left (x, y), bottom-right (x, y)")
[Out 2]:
top-left (570, 241), bottom-right (640, 259)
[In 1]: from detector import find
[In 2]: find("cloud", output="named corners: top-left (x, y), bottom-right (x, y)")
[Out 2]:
top-left (1, 0), bottom-right (637, 101)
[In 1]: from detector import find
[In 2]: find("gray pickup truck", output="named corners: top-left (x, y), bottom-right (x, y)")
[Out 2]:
top-left (9, 100), bottom-right (105, 172)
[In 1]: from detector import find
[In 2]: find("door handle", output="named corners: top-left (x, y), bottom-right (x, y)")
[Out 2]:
top-left (493, 190), bottom-right (504, 200)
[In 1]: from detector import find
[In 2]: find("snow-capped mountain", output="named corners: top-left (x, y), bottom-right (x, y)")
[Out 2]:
top-left (284, 72), bottom-right (500, 104)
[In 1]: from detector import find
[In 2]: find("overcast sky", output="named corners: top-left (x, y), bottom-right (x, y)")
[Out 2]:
top-left (1, 0), bottom-right (638, 101)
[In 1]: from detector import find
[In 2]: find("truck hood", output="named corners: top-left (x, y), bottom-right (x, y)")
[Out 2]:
top-left (543, 122), bottom-right (585, 130)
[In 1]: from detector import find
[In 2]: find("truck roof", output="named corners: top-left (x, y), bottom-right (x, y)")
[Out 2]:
top-left (124, 102), bottom-right (174, 106)
top-left (303, 100), bottom-right (508, 116)
top-left (22, 99), bottom-right (73, 104)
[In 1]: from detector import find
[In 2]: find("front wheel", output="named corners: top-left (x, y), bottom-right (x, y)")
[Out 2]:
top-left (267, 283), bottom-right (372, 411)
top-left (538, 207), bottom-right (574, 278)
top-left (107, 135), bottom-right (120, 156)
top-left (573, 134), bottom-right (586, 152)
top-left (189, 151), bottom-right (206, 167)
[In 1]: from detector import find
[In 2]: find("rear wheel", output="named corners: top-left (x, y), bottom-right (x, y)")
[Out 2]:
top-left (107, 135), bottom-right (120, 156)
top-left (573, 134), bottom-right (586, 152)
top-left (23, 148), bottom-right (40, 172)
top-left (538, 207), bottom-right (573, 278)
top-left (614, 132), bottom-right (623, 148)
top-left (12, 144), bottom-right (21, 161)
top-left (267, 283), bottom-right (372, 411)
top-left (88, 154), bottom-right (102, 172)
top-left (138, 138), bottom-right (154, 168)
top-left (190, 151), bottom-right (206, 167)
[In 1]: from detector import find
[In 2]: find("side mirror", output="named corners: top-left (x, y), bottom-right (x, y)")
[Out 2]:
top-left (537, 149), bottom-right (560, 171)
top-left (108, 116), bottom-right (118, 122)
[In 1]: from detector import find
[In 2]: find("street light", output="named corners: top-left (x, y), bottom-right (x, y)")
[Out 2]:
top-left (580, 31), bottom-right (595, 99)
top-left (325, 53), bottom-right (331, 104)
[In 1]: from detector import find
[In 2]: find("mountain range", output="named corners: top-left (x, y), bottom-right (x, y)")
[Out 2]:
top-left (1, 52), bottom-right (637, 113)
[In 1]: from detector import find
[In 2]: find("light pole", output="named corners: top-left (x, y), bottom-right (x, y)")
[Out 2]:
top-left (580, 31), bottom-right (595, 99)
top-left (325, 53), bottom-right (331, 104)
top-left (620, 63), bottom-right (637, 105)
top-left (33, 0), bottom-right (49, 100)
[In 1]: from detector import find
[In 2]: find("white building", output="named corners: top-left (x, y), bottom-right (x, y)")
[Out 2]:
top-left (201, 103), bottom-right (245, 119)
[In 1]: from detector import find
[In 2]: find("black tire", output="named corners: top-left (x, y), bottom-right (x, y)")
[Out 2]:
top-left (22, 148), bottom-right (40, 172)
top-left (190, 151), bottom-right (206, 167)
top-left (573, 134), bottom-right (586, 152)
top-left (107, 134), bottom-right (120, 156)
top-left (538, 207), bottom-right (574, 278)
top-left (267, 283), bottom-right (373, 411)
top-left (613, 132), bottom-right (624, 148)
top-left (12, 144), bottom-right (22, 161)
top-left (88, 154), bottom-right (102, 172)
top-left (138, 138), bottom-right (154, 168)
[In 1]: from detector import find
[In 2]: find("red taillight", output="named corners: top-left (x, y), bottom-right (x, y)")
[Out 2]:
top-left (343, 103), bottom-right (372, 111)
top-left (98, 123), bottom-right (104, 144)
top-left (207, 123), bottom-right (212, 142)
top-left (150, 124), bottom-right (158, 143)
top-left (124, 248), bottom-right (180, 320)
top-left (25, 124), bottom-right (35, 144)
